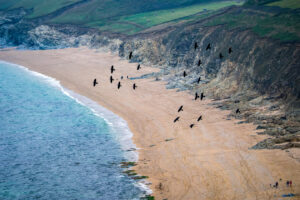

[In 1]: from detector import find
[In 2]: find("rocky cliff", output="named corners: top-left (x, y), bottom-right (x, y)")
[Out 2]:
top-left (1, 6), bottom-right (299, 149)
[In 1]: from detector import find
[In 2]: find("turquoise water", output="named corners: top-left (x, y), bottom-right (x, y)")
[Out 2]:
top-left (0, 61), bottom-right (145, 200)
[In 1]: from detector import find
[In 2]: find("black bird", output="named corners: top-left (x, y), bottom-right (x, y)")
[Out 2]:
top-left (206, 43), bottom-right (211, 50)
top-left (137, 64), bottom-right (141, 70)
top-left (236, 109), bottom-right (240, 114)
top-left (133, 83), bottom-right (137, 90)
top-left (93, 79), bottom-right (98, 87)
top-left (117, 81), bottom-right (121, 89)
top-left (195, 92), bottom-right (199, 100)
top-left (111, 65), bottom-right (115, 74)
top-left (173, 116), bottom-right (180, 123)
top-left (197, 77), bottom-right (201, 84)
top-left (110, 76), bottom-right (114, 83)
top-left (197, 59), bottom-right (202, 66)
top-left (183, 71), bottom-right (187, 77)
top-left (197, 115), bottom-right (202, 122)
top-left (200, 93), bottom-right (205, 100)
top-left (219, 53), bottom-right (224, 59)
top-left (194, 42), bottom-right (198, 50)
top-left (228, 47), bottom-right (232, 54)
top-left (129, 52), bottom-right (133, 59)
top-left (178, 105), bottom-right (183, 112)
top-left (190, 124), bottom-right (194, 128)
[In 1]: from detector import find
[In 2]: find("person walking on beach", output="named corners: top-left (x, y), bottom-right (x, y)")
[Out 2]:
top-left (287, 180), bottom-right (290, 187)
top-left (290, 180), bottom-right (292, 187)
top-left (275, 182), bottom-right (278, 188)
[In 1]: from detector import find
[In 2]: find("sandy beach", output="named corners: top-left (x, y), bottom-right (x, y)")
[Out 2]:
top-left (0, 48), bottom-right (299, 200)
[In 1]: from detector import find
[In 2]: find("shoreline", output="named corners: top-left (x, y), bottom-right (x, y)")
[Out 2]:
top-left (0, 60), bottom-right (151, 196)
top-left (0, 47), bottom-right (299, 200)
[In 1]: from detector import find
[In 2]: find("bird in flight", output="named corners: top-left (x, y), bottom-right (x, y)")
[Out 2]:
top-left (110, 76), bottom-right (114, 83)
top-left (200, 93), bottom-right (205, 100)
top-left (194, 42), bottom-right (198, 50)
top-left (228, 47), bottom-right (232, 54)
top-left (133, 83), bottom-right (137, 90)
top-left (236, 109), bottom-right (240, 114)
top-left (197, 59), bottom-right (202, 66)
top-left (178, 105), bottom-right (183, 112)
top-left (190, 124), bottom-right (194, 128)
top-left (137, 64), bottom-right (141, 70)
top-left (183, 71), bottom-right (187, 77)
top-left (206, 43), bottom-right (211, 50)
top-left (197, 115), bottom-right (202, 121)
top-left (219, 53), bottom-right (224, 59)
top-left (195, 92), bottom-right (199, 100)
top-left (129, 52), bottom-right (133, 59)
top-left (173, 116), bottom-right (180, 123)
top-left (118, 81), bottom-right (121, 89)
top-left (93, 79), bottom-right (98, 87)
top-left (197, 77), bottom-right (201, 84)
top-left (111, 65), bottom-right (115, 74)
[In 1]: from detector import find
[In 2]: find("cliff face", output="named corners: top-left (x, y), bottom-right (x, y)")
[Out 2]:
top-left (1, 6), bottom-right (299, 149)
top-left (119, 22), bottom-right (300, 100)
top-left (0, 8), bottom-right (97, 49)
top-left (116, 9), bottom-right (300, 149)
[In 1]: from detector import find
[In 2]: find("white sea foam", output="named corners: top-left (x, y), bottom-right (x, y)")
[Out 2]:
top-left (1, 60), bottom-right (152, 195)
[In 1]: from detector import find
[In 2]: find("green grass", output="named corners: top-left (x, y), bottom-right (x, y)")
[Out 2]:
top-left (0, 0), bottom-right (244, 35)
top-left (117, 1), bottom-right (243, 29)
top-left (0, 0), bottom-right (81, 18)
top-left (267, 0), bottom-right (300, 9)
top-left (50, 0), bottom-right (217, 25)
top-left (49, 0), bottom-right (243, 34)
top-left (80, 0), bottom-right (242, 34)
top-left (204, 9), bottom-right (300, 42)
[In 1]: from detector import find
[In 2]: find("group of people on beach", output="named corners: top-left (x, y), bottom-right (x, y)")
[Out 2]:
top-left (271, 179), bottom-right (293, 189)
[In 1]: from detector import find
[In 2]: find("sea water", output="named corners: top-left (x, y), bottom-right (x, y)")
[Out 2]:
top-left (0, 61), bottom-right (148, 200)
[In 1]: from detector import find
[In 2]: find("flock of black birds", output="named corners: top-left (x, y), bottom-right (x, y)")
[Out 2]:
top-left (174, 42), bottom-right (239, 128)
top-left (93, 45), bottom-right (240, 129)
top-left (93, 51), bottom-right (139, 91)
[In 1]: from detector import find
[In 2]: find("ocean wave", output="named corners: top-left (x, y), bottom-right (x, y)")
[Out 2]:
top-left (0, 60), bottom-right (152, 195)
top-left (1, 60), bottom-right (139, 161)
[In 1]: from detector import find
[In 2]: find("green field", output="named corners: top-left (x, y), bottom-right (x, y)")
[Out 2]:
top-left (267, 0), bottom-right (300, 9)
top-left (0, 0), bottom-right (242, 34)
top-left (0, 0), bottom-right (81, 18)
top-left (49, 0), bottom-right (242, 34)
top-left (116, 1), bottom-right (243, 29)
top-left (1, 0), bottom-right (298, 41)
top-left (49, 0), bottom-right (218, 25)
top-left (204, 9), bottom-right (300, 42)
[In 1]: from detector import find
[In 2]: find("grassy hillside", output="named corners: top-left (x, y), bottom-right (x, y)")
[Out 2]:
top-left (267, 0), bottom-right (300, 9)
top-left (83, 1), bottom-right (243, 34)
top-left (117, 1), bottom-right (242, 28)
top-left (0, 0), bottom-right (298, 42)
top-left (0, 0), bottom-right (81, 18)
top-left (0, 0), bottom-right (242, 34)
top-left (204, 3), bottom-right (300, 42)
top-left (49, 0), bottom-right (241, 28)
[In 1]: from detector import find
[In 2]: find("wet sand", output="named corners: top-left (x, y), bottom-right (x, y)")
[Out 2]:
top-left (0, 48), bottom-right (299, 200)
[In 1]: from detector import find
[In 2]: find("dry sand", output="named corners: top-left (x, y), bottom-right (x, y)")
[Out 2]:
top-left (0, 48), bottom-right (299, 200)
